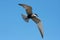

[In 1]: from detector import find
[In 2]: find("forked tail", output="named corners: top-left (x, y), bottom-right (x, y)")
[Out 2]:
top-left (21, 14), bottom-right (29, 22)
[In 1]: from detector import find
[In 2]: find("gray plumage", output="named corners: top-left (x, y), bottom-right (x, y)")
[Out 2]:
top-left (19, 4), bottom-right (44, 38)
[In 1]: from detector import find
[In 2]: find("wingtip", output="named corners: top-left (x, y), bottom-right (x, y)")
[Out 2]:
top-left (37, 22), bottom-right (44, 39)
top-left (18, 4), bottom-right (22, 6)
top-left (40, 31), bottom-right (43, 38)
top-left (41, 29), bottom-right (44, 39)
top-left (42, 35), bottom-right (43, 39)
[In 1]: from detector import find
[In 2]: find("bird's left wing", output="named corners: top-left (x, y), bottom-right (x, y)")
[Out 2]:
top-left (19, 4), bottom-right (32, 15)
top-left (31, 16), bottom-right (44, 38)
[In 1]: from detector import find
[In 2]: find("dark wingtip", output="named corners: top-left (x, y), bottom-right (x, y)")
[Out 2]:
top-left (40, 29), bottom-right (44, 39)
top-left (41, 32), bottom-right (43, 38)
top-left (18, 4), bottom-right (22, 6)
top-left (42, 35), bottom-right (43, 39)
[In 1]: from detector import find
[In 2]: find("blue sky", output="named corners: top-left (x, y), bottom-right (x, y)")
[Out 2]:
top-left (0, 0), bottom-right (60, 40)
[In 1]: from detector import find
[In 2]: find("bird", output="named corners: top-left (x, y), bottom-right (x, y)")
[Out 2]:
top-left (18, 4), bottom-right (44, 38)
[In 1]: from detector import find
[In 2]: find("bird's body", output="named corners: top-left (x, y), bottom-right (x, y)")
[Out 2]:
top-left (27, 13), bottom-right (32, 18)
top-left (19, 4), bottom-right (44, 38)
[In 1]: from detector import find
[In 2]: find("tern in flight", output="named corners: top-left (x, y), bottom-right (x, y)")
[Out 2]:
top-left (18, 4), bottom-right (44, 38)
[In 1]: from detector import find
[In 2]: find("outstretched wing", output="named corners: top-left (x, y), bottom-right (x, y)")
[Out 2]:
top-left (31, 16), bottom-right (44, 38)
top-left (19, 4), bottom-right (32, 15)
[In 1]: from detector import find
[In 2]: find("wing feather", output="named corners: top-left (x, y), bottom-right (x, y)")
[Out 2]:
top-left (31, 17), bottom-right (44, 38)
top-left (19, 4), bottom-right (32, 15)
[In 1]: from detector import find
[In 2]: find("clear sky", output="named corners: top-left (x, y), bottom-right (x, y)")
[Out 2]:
top-left (0, 0), bottom-right (60, 40)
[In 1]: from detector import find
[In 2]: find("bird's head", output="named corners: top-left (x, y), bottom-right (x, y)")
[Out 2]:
top-left (35, 13), bottom-right (38, 17)
top-left (32, 13), bottom-right (38, 17)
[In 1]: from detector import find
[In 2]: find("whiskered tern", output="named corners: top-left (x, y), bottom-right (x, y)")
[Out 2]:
top-left (18, 4), bottom-right (44, 38)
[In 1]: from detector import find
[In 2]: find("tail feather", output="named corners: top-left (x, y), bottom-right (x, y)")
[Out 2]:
top-left (21, 14), bottom-right (29, 22)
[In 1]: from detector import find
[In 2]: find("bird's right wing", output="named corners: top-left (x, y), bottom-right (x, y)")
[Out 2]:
top-left (19, 4), bottom-right (32, 15)
top-left (31, 16), bottom-right (44, 38)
